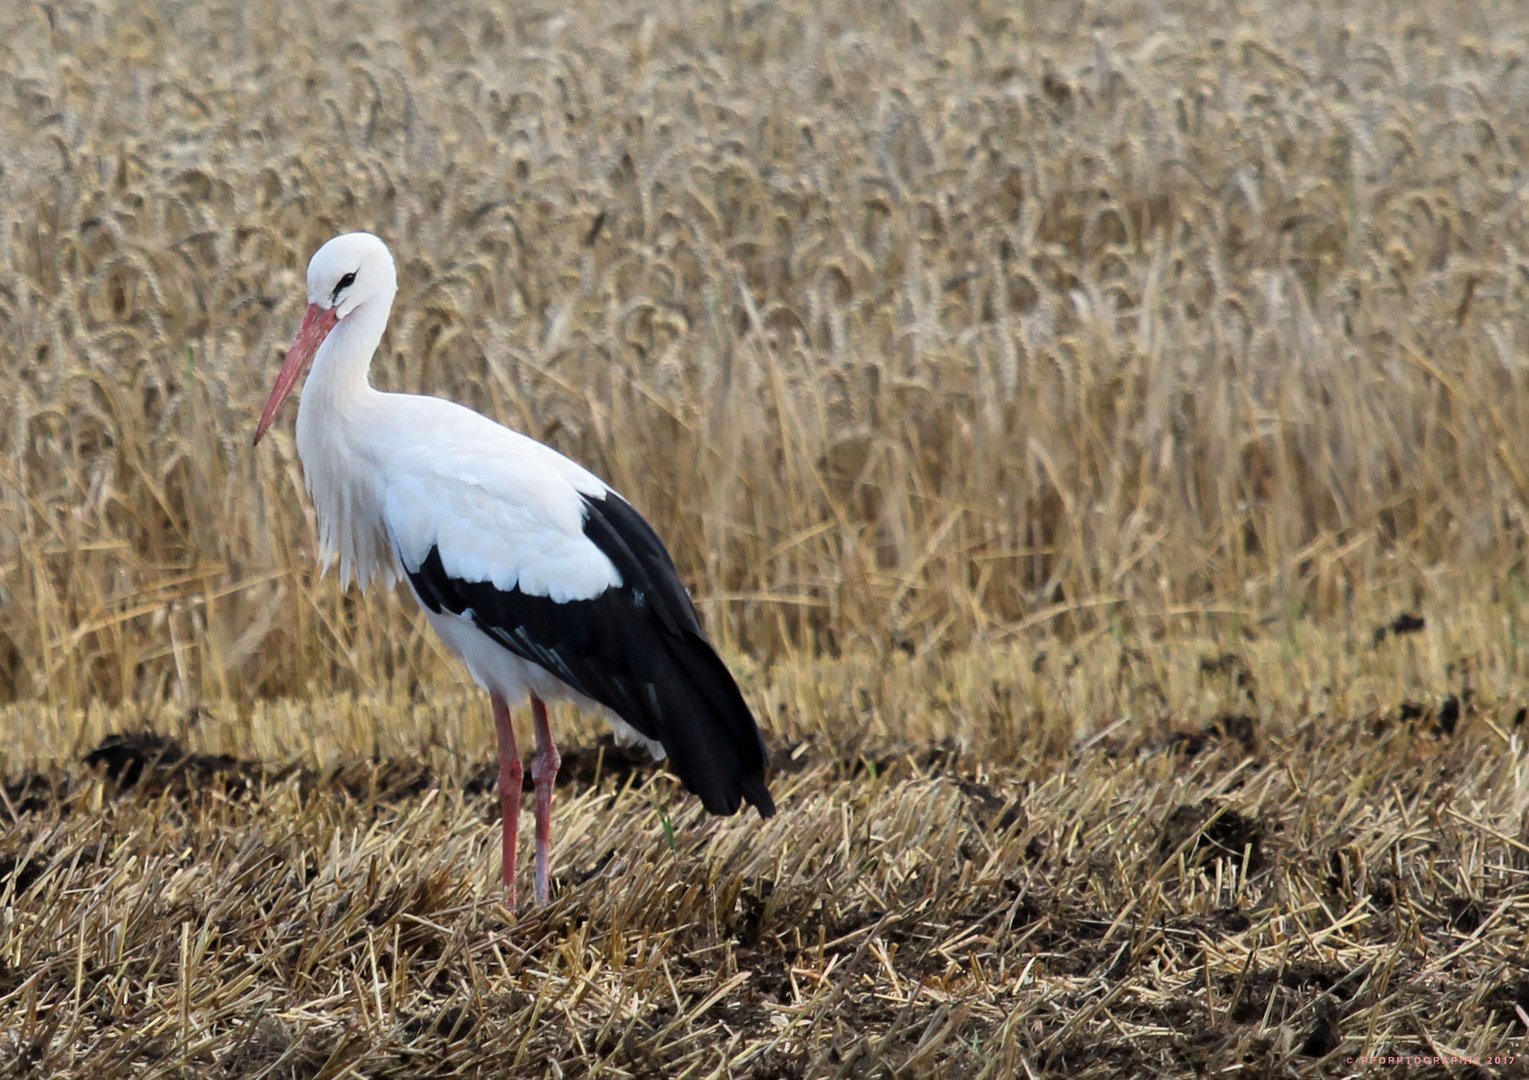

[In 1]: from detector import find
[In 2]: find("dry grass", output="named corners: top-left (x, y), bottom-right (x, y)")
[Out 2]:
top-left (4, 0), bottom-right (1529, 1074)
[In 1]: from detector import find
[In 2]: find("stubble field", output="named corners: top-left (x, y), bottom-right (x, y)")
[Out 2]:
top-left (3, 0), bottom-right (1529, 1075)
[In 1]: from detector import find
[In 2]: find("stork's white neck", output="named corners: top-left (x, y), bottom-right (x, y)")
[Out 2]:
top-left (303, 290), bottom-right (393, 405)
top-left (294, 292), bottom-right (397, 591)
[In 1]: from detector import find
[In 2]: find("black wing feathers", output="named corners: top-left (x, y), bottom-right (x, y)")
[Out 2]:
top-left (406, 492), bottom-right (774, 818)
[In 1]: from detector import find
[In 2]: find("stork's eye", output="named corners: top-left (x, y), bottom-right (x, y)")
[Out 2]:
top-left (332, 270), bottom-right (357, 303)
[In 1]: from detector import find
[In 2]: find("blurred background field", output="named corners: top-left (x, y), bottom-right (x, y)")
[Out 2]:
top-left (3, 0), bottom-right (1529, 1075)
top-left (5, 0), bottom-right (1529, 709)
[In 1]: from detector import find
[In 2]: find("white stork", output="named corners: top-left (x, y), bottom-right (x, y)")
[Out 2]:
top-left (254, 232), bottom-right (775, 910)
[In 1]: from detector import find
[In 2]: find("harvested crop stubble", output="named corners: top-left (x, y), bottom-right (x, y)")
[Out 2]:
top-left (5, 620), bottom-right (1529, 1075)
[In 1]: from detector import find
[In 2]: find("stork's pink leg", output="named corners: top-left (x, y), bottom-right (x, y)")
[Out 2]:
top-left (530, 695), bottom-right (560, 907)
top-left (491, 693), bottom-right (523, 911)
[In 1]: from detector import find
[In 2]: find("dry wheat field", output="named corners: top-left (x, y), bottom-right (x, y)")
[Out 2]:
top-left (4, 0), bottom-right (1529, 1074)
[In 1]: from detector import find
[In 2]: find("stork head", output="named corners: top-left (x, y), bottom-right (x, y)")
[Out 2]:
top-left (254, 232), bottom-right (398, 445)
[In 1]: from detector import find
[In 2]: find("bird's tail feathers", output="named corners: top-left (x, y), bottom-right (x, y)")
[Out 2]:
top-left (651, 632), bottom-right (775, 819)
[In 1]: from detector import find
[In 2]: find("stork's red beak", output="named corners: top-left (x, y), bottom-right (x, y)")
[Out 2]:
top-left (254, 303), bottom-right (339, 446)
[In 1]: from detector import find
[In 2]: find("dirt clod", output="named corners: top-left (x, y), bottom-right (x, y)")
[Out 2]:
top-left (1435, 695), bottom-right (1461, 737)
top-left (1374, 612), bottom-right (1426, 645)
top-left (1299, 996), bottom-right (1341, 1057)
top-left (1159, 801), bottom-right (1265, 872)
top-left (82, 732), bottom-right (255, 797)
